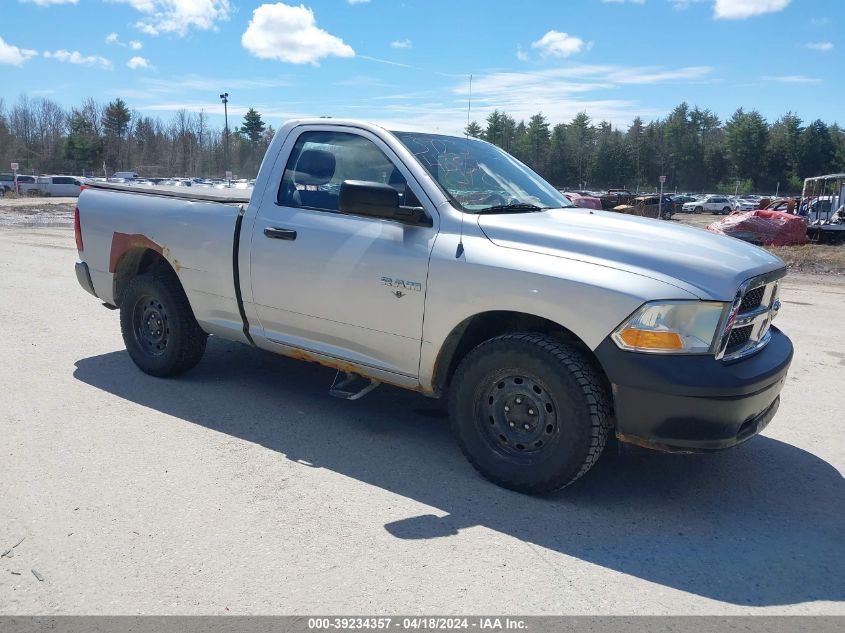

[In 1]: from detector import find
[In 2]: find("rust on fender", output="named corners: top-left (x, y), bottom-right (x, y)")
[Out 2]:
top-left (108, 232), bottom-right (163, 273)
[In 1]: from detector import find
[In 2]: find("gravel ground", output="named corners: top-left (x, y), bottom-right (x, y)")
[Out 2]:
top-left (0, 197), bottom-right (76, 227)
top-left (0, 224), bottom-right (843, 616)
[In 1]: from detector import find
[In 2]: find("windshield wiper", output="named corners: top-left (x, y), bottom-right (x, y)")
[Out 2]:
top-left (476, 203), bottom-right (545, 214)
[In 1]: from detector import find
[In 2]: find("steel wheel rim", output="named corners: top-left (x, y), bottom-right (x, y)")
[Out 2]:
top-left (479, 373), bottom-right (559, 457)
top-left (132, 294), bottom-right (170, 357)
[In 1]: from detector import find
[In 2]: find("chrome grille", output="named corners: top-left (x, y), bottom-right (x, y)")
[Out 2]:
top-left (739, 286), bottom-right (765, 313)
top-left (726, 325), bottom-right (753, 351)
top-left (716, 271), bottom-right (784, 361)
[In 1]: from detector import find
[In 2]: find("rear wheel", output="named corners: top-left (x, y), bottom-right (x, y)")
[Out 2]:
top-left (120, 271), bottom-right (207, 377)
top-left (449, 333), bottom-right (610, 494)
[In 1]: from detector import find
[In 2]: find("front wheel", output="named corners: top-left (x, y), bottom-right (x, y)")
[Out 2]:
top-left (694, 206), bottom-right (703, 213)
top-left (722, 207), bottom-right (731, 214)
top-left (120, 271), bottom-right (208, 377)
top-left (449, 333), bottom-right (610, 494)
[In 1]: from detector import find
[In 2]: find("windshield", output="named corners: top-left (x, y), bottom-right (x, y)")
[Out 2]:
top-left (392, 131), bottom-right (572, 213)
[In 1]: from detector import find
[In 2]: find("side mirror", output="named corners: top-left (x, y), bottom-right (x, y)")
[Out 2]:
top-left (339, 180), bottom-right (431, 227)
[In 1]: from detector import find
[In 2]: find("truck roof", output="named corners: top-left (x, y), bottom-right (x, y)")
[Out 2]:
top-left (278, 117), bottom-right (460, 137)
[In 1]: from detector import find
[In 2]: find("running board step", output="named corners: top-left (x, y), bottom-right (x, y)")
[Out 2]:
top-left (329, 371), bottom-right (380, 400)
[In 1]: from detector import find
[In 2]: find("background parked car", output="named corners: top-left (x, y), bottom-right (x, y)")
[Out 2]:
top-left (0, 173), bottom-right (14, 193)
top-left (599, 188), bottom-right (637, 210)
top-left (671, 194), bottom-right (697, 213)
top-left (682, 195), bottom-right (733, 214)
top-left (765, 197), bottom-right (798, 214)
top-left (14, 175), bottom-right (39, 195)
top-left (34, 175), bottom-right (83, 197)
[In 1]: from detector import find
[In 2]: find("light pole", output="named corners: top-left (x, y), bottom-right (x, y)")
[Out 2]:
top-left (219, 92), bottom-right (229, 178)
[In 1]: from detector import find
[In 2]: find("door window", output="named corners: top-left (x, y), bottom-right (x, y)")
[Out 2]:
top-left (277, 131), bottom-right (412, 212)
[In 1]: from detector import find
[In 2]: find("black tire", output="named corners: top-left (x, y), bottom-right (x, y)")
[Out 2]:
top-left (694, 206), bottom-right (703, 213)
top-left (448, 333), bottom-right (610, 494)
top-left (120, 271), bottom-right (207, 377)
top-left (722, 207), bottom-right (731, 214)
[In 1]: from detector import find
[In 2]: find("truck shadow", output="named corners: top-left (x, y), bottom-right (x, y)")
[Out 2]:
top-left (74, 338), bottom-right (844, 608)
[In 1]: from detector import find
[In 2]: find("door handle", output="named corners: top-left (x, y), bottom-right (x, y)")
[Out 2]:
top-left (264, 227), bottom-right (297, 241)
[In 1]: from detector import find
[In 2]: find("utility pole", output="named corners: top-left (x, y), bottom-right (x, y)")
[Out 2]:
top-left (219, 92), bottom-right (229, 178)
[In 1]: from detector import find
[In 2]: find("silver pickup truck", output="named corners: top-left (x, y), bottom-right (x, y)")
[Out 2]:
top-left (74, 118), bottom-right (792, 493)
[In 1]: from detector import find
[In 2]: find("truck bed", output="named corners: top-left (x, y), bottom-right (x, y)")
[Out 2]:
top-left (84, 181), bottom-right (252, 204)
top-left (76, 184), bottom-right (250, 343)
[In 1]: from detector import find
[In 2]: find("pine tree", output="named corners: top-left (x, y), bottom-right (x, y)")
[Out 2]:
top-left (724, 108), bottom-right (769, 188)
top-left (241, 108), bottom-right (266, 145)
top-left (522, 113), bottom-right (551, 177)
top-left (465, 121), bottom-right (483, 138)
top-left (103, 98), bottom-right (131, 171)
top-left (799, 120), bottom-right (836, 178)
top-left (566, 112), bottom-right (593, 188)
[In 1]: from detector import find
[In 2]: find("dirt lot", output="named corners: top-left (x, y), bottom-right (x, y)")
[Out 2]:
top-left (673, 212), bottom-right (845, 274)
top-left (1, 218), bottom-right (843, 616)
top-left (0, 197), bottom-right (77, 227)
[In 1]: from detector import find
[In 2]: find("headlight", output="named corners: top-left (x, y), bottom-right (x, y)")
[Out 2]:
top-left (612, 301), bottom-right (728, 354)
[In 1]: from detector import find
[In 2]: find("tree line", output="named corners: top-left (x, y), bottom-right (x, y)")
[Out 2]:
top-left (467, 103), bottom-right (844, 194)
top-left (0, 95), bottom-right (273, 180)
top-left (1, 94), bottom-right (843, 192)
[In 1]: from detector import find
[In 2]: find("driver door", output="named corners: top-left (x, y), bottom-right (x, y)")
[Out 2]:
top-left (248, 126), bottom-right (438, 378)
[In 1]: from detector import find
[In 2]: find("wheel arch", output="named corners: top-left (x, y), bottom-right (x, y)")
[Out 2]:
top-left (113, 247), bottom-right (178, 307)
top-left (431, 310), bottom-right (611, 399)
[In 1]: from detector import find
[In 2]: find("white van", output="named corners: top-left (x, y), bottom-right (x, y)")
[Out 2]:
top-left (35, 176), bottom-right (83, 197)
top-left (112, 171), bottom-right (139, 180)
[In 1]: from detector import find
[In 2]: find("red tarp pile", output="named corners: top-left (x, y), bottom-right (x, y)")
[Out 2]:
top-left (706, 209), bottom-right (808, 246)
top-left (564, 194), bottom-right (603, 210)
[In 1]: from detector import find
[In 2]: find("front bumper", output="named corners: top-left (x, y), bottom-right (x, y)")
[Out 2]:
top-left (594, 326), bottom-right (793, 452)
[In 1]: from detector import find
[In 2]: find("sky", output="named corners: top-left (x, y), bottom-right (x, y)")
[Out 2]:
top-left (0, 0), bottom-right (842, 135)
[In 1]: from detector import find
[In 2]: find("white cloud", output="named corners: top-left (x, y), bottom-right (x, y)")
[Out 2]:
top-left (763, 74), bottom-right (820, 84)
top-left (242, 3), bottom-right (355, 65)
top-left (0, 36), bottom-right (38, 66)
top-left (141, 102), bottom-right (309, 121)
top-left (531, 31), bottom-right (591, 58)
top-left (804, 41), bottom-right (833, 52)
top-left (127, 56), bottom-right (154, 69)
top-left (110, 0), bottom-right (232, 36)
top-left (714, 0), bottom-right (790, 20)
top-left (457, 64), bottom-right (712, 99)
top-left (671, 0), bottom-right (789, 17)
top-left (601, 0), bottom-right (645, 4)
top-left (136, 23), bottom-right (160, 35)
top-left (398, 63), bottom-right (714, 134)
top-left (390, 39), bottom-right (412, 49)
top-left (106, 32), bottom-right (144, 50)
top-left (669, 0), bottom-right (706, 9)
top-left (43, 49), bottom-right (112, 69)
top-left (18, 0), bottom-right (79, 5)
top-left (516, 47), bottom-right (529, 62)
top-left (347, 0), bottom-right (370, 4)
top-left (137, 75), bottom-right (293, 94)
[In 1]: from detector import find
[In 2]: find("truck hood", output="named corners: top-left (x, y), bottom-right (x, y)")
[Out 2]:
top-left (477, 208), bottom-right (785, 300)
